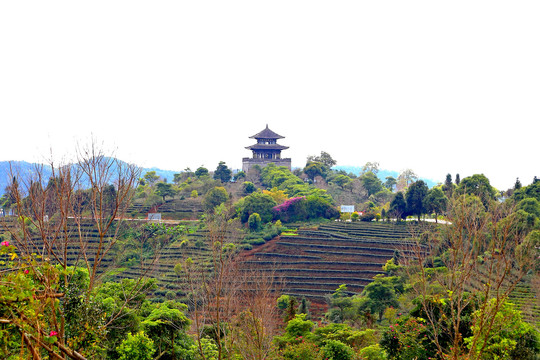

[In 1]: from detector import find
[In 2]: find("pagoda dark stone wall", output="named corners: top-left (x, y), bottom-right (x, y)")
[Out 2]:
top-left (242, 157), bottom-right (292, 172)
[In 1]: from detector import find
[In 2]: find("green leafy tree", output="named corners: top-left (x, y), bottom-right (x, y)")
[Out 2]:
top-left (514, 179), bottom-right (540, 202)
top-left (247, 212), bottom-right (262, 232)
top-left (143, 171), bottom-right (160, 187)
top-left (116, 332), bottom-right (155, 360)
top-left (307, 151), bottom-right (337, 168)
top-left (384, 176), bottom-right (397, 191)
top-left (389, 192), bottom-right (407, 221)
top-left (234, 170), bottom-right (246, 181)
top-left (457, 174), bottom-right (498, 205)
top-left (195, 166), bottom-right (209, 178)
top-left (321, 340), bottom-right (355, 360)
top-left (238, 192), bottom-right (277, 223)
top-left (142, 301), bottom-right (193, 359)
top-left (242, 181), bottom-right (256, 194)
top-left (443, 173), bottom-right (454, 196)
top-left (465, 300), bottom-right (540, 360)
top-left (405, 180), bottom-right (428, 221)
top-left (155, 182), bottom-right (177, 201)
top-left (304, 161), bottom-right (327, 181)
top-left (203, 187), bottom-right (228, 211)
top-left (361, 275), bottom-right (400, 321)
top-left (361, 172), bottom-right (384, 196)
top-left (514, 177), bottom-right (522, 190)
top-left (213, 161), bottom-right (232, 183)
top-left (331, 174), bottom-right (352, 190)
top-left (423, 187), bottom-right (448, 223)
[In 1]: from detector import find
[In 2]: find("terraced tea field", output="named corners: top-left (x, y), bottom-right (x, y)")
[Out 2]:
top-left (238, 222), bottom-right (419, 302)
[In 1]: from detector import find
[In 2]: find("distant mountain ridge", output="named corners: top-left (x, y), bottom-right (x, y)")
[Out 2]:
top-left (0, 160), bottom-right (179, 196)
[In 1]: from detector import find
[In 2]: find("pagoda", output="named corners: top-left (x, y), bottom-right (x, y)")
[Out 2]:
top-left (242, 125), bottom-right (291, 172)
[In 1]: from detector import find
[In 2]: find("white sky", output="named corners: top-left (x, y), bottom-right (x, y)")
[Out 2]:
top-left (1, 1), bottom-right (538, 190)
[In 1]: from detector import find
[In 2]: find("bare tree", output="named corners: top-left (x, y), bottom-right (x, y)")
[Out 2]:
top-left (182, 203), bottom-right (242, 360)
top-left (229, 266), bottom-right (282, 360)
top-left (0, 142), bottom-right (165, 359)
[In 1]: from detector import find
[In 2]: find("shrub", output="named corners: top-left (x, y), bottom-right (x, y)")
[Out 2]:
top-left (242, 181), bottom-right (256, 194)
top-left (360, 213), bottom-right (376, 222)
top-left (248, 213), bottom-right (262, 232)
top-left (239, 192), bottom-right (277, 223)
top-left (116, 332), bottom-right (155, 360)
top-left (248, 238), bottom-right (265, 245)
top-left (359, 344), bottom-right (387, 360)
top-left (321, 339), bottom-right (355, 360)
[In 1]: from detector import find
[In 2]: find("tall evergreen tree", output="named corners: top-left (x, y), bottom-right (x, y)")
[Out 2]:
top-left (406, 180), bottom-right (429, 221)
top-left (514, 177), bottom-right (522, 190)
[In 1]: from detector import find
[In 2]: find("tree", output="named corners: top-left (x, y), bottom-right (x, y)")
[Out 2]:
top-left (443, 173), bottom-right (454, 196)
top-left (203, 187), bottom-right (228, 211)
top-left (304, 161), bottom-right (327, 181)
top-left (389, 192), bottom-right (407, 221)
top-left (213, 161), bottom-right (232, 183)
top-left (182, 204), bottom-right (241, 360)
top-left (116, 332), bottom-right (155, 360)
top-left (238, 192), bottom-right (277, 223)
top-left (195, 166), bottom-right (209, 178)
top-left (457, 174), bottom-right (497, 205)
top-left (331, 174), bottom-right (352, 190)
top-left (155, 182), bottom-right (177, 202)
top-left (361, 275), bottom-right (400, 321)
top-left (143, 171), bottom-right (160, 187)
top-left (423, 187), bottom-right (448, 223)
top-left (248, 212), bottom-right (262, 232)
top-left (307, 151), bottom-right (336, 168)
top-left (455, 173), bottom-right (460, 185)
top-left (361, 161), bottom-right (380, 175)
top-left (397, 169), bottom-right (418, 190)
top-left (242, 181), bottom-right (256, 194)
top-left (234, 171), bottom-right (246, 182)
top-left (361, 172), bottom-right (384, 196)
top-left (142, 301), bottom-right (192, 359)
top-left (514, 177), bottom-right (522, 190)
top-left (384, 176), bottom-right (397, 191)
top-left (405, 180), bottom-right (428, 221)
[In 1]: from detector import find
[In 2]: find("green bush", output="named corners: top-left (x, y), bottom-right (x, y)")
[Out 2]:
top-left (248, 212), bottom-right (262, 232)
top-left (116, 332), bottom-right (155, 360)
top-left (321, 340), bottom-right (355, 360)
top-left (359, 344), bottom-right (387, 360)
top-left (248, 238), bottom-right (265, 245)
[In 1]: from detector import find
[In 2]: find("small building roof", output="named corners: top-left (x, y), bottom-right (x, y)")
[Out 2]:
top-left (249, 124), bottom-right (285, 140)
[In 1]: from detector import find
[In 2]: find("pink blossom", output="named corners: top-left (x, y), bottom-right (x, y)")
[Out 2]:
top-left (49, 331), bottom-right (58, 337)
top-left (24, 269), bottom-right (29, 274)
top-left (1, 241), bottom-right (9, 246)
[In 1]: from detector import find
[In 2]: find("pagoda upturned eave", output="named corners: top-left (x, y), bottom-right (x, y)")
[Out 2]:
top-left (245, 144), bottom-right (289, 151)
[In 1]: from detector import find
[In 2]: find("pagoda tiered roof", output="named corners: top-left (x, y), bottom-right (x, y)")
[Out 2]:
top-left (249, 125), bottom-right (285, 139)
top-left (245, 144), bottom-right (289, 151)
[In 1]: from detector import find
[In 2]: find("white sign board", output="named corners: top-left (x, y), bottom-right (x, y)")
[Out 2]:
top-left (340, 205), bottom-right (355, 213)
top-left (148, 213), bottom-right (162, 221)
